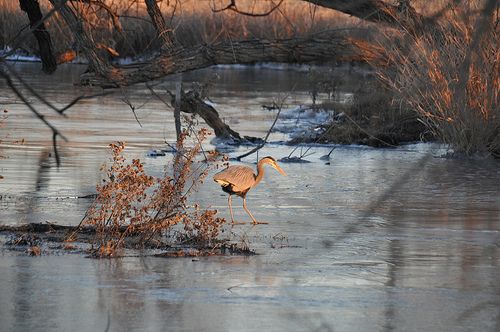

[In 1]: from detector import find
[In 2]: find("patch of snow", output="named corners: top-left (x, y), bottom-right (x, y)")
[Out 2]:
top-left (1, 47), bottom-right (40, 62)
top-left (117, 57), bottom-right (135, 65)
top-left (115, 52), bottom-right (161, 66)
top-left (210, 137), bottom-right (240, 151)
top-left (214, 62), bottom-right (321, 72)
top-left (204, 100), bottom-right (217, 108)
top-left (1, 46), bottom-right (90, 65)
top-left (272, 105), bottom-right (337, 140)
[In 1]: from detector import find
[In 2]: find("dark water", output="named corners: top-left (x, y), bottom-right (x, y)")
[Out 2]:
top-left (0, 63), bottom-right (499, 331)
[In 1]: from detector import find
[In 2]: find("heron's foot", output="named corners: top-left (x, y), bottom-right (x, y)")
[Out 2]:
top-left (231, 221), bottom-right (247, 225)
top-left (251, 221), bottom-right (269, 225)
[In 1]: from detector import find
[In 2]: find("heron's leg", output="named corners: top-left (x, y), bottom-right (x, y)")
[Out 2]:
top-left (243, 196), bottom-right (268, 225)
top-left (228, 194), bottom-right (235, 224)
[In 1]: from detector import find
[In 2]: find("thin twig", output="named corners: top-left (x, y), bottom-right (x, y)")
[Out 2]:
top-left (211, 0), bottom-right (283, 17)
top-left (72, 0), bottom-right (122, 31)
top-left (52, 132), bottom-right (61, 166)
top-left (342, 112), bottom-right (399, 148)
top-left (6, 65), bottom-right (112, 115)
top-left (236, 93), bottom-right (290, 161)
top-left (0, 71), bottom-right (66, 140)
top-left (121, 97), bottom-right (143, 127)
top-left (0, 68), bottom-right (67, 166)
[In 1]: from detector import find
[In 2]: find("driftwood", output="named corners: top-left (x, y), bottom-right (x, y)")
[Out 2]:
top-left (0, 222), bottom-right (78, 233)
top-left (0, 222), bottom-right (255, 256)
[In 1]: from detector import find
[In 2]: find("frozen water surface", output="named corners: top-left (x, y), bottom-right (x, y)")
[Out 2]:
top-left (0, 63), bottom-right (499, 332)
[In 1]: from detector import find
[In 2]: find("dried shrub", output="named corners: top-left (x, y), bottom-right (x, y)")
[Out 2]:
top-left (27, 246), bottom-right (41, 256)
top-left (379, 2), bottom-right (499, 157)
top-left (182, 205), bottom-right (226, 247)
top-left (305, 75), bottom-right (426, 147)
top-left (80, 127), bottom-right (226, 257)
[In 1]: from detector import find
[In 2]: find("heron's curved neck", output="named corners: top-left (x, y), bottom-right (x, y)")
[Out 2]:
top-left (254, 160), bottom-right (266, 187)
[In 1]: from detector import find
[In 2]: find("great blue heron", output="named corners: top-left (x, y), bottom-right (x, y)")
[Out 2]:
top-left (213, 156), bottom-right (287, 224)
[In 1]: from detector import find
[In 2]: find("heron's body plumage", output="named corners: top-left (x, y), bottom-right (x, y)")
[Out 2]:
top-left (213, 165), bottom-right (256, 196)
top-left (213, 157), bottom-right (286, 224)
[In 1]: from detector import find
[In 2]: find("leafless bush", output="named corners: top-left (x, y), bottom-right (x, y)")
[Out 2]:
top-left (75, 127), bottom-right (226, 257)
top-left (379, 1), bottom-right (499, 157)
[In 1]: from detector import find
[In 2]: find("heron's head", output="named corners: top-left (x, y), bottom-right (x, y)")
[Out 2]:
top-left (261, 156), bottom-right (287, 176)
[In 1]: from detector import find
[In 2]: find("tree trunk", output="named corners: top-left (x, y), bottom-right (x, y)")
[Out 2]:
top-left (144, 0), bottom-right (177, 53)
top-left (49, 0), bottom-right (114, 81)
top-left (304, 0), bottom-right (424, 33)
top-left (19, 0), bottom-right (57, 74)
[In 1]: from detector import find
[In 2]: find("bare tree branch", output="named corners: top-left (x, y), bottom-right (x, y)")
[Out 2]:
top-left (49, 0), bottom-right (113, 77)
top-left (236, 94), bottom-right (290, 161)
top-left (0, 66), bottom-right (67, 166)
top-left (211, 0), bottom-right (284, 17)
top-left (6, 67), bottom-right (112, 115)
top-left (303, 0), bottom-right (424, 31)
top-left (72, 0), bottom-right (123, 32)
top-left (144, 0), bottom-right (177, 53)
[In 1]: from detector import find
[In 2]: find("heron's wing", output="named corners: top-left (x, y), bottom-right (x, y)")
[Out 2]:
top-left (213, 165), bottom-right (256, 192)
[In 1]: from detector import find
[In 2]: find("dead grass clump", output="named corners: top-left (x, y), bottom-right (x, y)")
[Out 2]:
top-left (6, 233), bottom-right (42, 255)
top-left (27, 246), bottom-right (42, 256)
top-left (76, 127), bottom-right (226, 257)
top-left (379, 2), bottom-right (499, 157)
top-left (307, 78), bottom-right (427, 147)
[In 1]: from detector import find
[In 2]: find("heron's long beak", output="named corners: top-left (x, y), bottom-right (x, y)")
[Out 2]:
top-left (273, 163), bottom-right (287, 176)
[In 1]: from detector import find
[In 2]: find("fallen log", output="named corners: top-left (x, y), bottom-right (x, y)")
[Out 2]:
top-left (79, 30), bottom-right (379, 87)
top-left (167, 89), bottom-right (263, 143)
